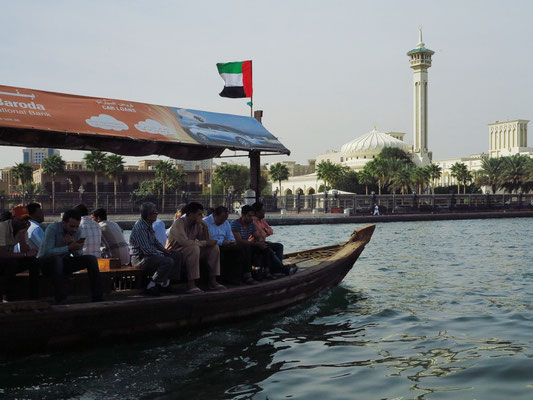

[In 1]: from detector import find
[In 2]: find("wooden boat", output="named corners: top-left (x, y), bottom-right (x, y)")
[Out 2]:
top-left (0, 224), bottom-right (375, 357)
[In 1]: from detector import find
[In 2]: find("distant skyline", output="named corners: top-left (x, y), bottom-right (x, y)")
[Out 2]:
top-left (1, 0), bottom-right (532, 168)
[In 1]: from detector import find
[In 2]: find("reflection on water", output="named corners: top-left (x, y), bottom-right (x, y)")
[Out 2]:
top-left (2, 218), bottom-right (533, 399)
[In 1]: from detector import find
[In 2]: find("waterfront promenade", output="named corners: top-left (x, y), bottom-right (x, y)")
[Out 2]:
top-left (42, 209), bottom-right (533, 230)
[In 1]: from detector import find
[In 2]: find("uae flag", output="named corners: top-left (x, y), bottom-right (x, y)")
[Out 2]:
top-left (216, 60), bottom-right (253, 98)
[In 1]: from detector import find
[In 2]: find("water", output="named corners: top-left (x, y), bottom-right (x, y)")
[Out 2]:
top-left (2, 218), bottom-right (533, 399)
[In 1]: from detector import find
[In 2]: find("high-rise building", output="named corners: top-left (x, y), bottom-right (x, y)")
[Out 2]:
top-left (407, 28), bottom-right (434, 166)
top-left (23, 148), bottom-right (59, 164)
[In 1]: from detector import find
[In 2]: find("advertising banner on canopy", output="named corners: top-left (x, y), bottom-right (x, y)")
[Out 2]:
top-left (0, 84), bottom-right (289, 157)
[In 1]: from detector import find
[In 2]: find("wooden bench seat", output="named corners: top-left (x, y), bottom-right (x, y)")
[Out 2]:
top-left (7, 263), bottom-right (148, 301)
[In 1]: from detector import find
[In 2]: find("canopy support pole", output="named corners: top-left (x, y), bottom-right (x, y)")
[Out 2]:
top-left (249, 150), bottom-right (261, 203)
top-left (250, 110), bottom-right (264, 203)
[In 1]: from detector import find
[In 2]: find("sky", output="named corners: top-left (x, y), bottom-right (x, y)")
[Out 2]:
top-left (1, 0), bottom-right (532, 168)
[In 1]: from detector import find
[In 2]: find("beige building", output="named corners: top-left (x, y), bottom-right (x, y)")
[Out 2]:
top-left (1, 158), bottom-right (213, 195)
top-left (435, 120), bottom-right (532, 189)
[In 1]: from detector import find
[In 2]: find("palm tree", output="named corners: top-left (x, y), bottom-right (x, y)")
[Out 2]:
top-left (428, 163), bottom-right (442, 194)
top-left (83, 151), bottom-right (107, 208)
top-left (450, 162), bottom-right (468, 194)
top-left (391, 165), bottom-right (413, 194)
top-left (383, 158), bottom-right (406, 194)
top-left (167, 167), bottom-right (187, 199)
top-left (459, 168), bottom-right (472, 194)
top-left (316, 161), bottom-right (347, 191)
top-left (12, 163), bottom-right (34, 196)
top-left (477, 156), bottom-right (504, 194)
top-left (357, 169), bottom-right (374, 195)
top-left (366, 158), bottom-right (389, 195)
top-left (155, 160), bottom-right (176, 212)
top-left (501, 154), bottom-right (530, 193)
top-left (269, 163), bottom-right (290, 195)
top-left (411, 166), bottom-right (431, 194)
top-left (104, 154), bottom-right (125, 212)
top-left (525, 158), bottom-right (533, 192)
top-left (41, 154), bottom-right (65, 212)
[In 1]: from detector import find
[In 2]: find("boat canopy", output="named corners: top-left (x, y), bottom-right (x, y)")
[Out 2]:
top-left (0, 84), bottom-right (290, 160)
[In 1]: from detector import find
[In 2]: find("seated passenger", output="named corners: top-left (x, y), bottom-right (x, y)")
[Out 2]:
top-left (38, 209), bottom-right (103, 304)
top-left (130, 202), bottom-right (181, 296)
top-left (251, 202), bottom-right (297, 276)
top-left (0, 206), bottom-right (40, 301)
top-left (73, 204), bottom-right (102, 258)
top-left (166, 204), bottom-right (187, 237)
top-left (166, 202), bottom-right (225, 293)
top-left (152, 217), bottom-right (167, 247)
top-left (25, 202), bottom-right (45, 251)
top-left (203, 206), bottom-right (258, 285)
top-left (91, 208), bottom-right (130, 266)
top-left (231, 205), bottom-right (275, 280)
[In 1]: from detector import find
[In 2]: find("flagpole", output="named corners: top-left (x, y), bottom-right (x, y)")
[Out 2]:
top-left (250, 95), bottom-right (253, 117)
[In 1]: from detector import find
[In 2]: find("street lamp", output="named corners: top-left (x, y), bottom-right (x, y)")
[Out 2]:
top-left (227, 185), bottom-right (234, 213)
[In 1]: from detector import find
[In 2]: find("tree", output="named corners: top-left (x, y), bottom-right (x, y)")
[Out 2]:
top-left (378, 147), bottom-right (412, 164)
top-left (428, 163), bottom-right (442, 194)
top-left (411, 166), bottom-right (431, 194)
top-left (335, 170), bottom-right (359, 193)
top-left (155, 160), bottom-right (176, 212)
top-left (357, 169), bottom-right (375, 195)
top-left (214, 164), bottom-right (250, 196)
top-left (12, 163), bottom-right (34, 196)
top-left (450, 162), bottom-right (468, 194)
top-left (316, 161), bottom-right (348, 191)
top-left (365, 158), bottom-right (389, 195)
top-left (501, 154), bottom-right (530, 193)
top-left (269, 163), bottom-right (290, 195)
top-left (104, 154), bottom-right (125, 212)
top-left (391, 165), bottom-right (412, 194)
top-left (477, 156), bottom-right (504, 194)
top-left (83, 151), bottom-right (107, 208)
top-left (42, 154), bottom-right (65, 212)
top-left (167, 167), bottom-right (187, 197)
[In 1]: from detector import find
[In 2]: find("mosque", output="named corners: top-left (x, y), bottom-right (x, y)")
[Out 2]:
top-left (277, 30), bottom-right (532, 195)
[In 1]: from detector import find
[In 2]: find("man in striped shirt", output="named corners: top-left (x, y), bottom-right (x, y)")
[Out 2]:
top-left (129, 202), bottom-right (181, 296)
top-left (231, 205), bottom-right (274, 279)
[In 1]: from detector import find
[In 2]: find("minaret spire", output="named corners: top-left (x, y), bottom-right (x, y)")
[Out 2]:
top-left (417, 25), bottom-right (424, 48)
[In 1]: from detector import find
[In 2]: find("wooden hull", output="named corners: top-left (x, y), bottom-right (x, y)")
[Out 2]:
top-left (0, 224), bottom-right (375, 357)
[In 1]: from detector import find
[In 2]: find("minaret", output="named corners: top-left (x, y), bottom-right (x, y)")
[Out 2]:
top-left (407, 28), bottom-right (434, 166)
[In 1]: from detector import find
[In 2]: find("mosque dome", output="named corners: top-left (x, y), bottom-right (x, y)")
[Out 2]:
top-left (340, 128), bottom-right (411, 156)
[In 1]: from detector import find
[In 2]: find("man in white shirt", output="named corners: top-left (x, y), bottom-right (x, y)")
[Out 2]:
top-left (91, 208), bottom-right (130, 265)
top-left (26, 203), bottom-right (45, 251)
top-left (74, 204), bottom-right (102, 257)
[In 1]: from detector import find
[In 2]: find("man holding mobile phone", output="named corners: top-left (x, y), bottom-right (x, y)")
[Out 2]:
top-left (38, 209), bottom-right (103, 304)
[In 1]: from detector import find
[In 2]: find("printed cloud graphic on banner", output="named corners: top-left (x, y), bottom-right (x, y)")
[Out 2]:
top-left (134, 119), bottom-right (173, 136)
top-left (85, 114), bottom-right (128, 131)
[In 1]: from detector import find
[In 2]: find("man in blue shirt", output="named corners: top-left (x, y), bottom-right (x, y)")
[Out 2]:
top-left (38, 209), bottom-right (103, 304)
top-left (130, 202), bottom-right (181, 295)
top-left (204, 206), bottom-right (257, 285)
